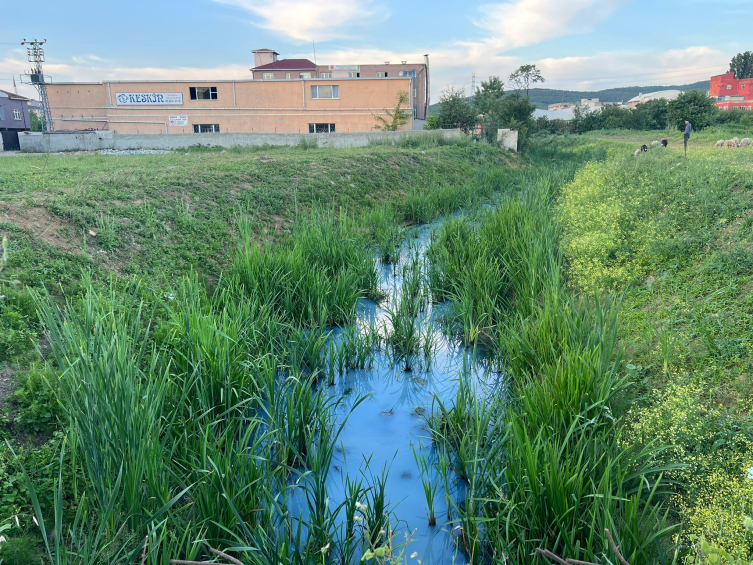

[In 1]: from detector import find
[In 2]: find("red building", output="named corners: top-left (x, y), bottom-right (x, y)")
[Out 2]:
top-left (709, 72), bottom-right (753, 111)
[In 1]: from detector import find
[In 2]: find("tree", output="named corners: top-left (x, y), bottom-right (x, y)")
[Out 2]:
top-left (498, 94), bottom-right (536, 150)
top-left (373, 90), bottom-right (412, 131)
top-left (729, 51), bottom-right (753, 80)
top-left (508, 64), bottom-right (545, 99)
top-left (667, 90), bottom-right (718, 131)
top-left (474, 76), bottom-right (505, 142)
top-left (434, 87), bottom-right (477, 134)
top-left (30, 110), bottom-right (45, 132)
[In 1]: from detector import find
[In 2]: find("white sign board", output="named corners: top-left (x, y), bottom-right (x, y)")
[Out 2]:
top-left (115, 92), bottom-right (183, 106)
top-left (169, 115), bottom-right (189, 126)
top-left (327, 65), bottom-right (359, 71)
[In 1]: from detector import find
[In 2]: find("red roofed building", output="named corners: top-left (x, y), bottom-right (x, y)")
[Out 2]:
top-left (709, 72), bottom-right (753, 111)
top-left (250, 48), bottom-right (430, 121)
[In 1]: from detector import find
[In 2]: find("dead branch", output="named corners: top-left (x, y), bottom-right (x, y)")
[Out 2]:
top-left (536, 528), bottom-right (629, 565)
top-left (169, 547), bottom-right (244, 565)
top-left (140, 536), bottom-right (148, 565)
top-left (604, 529), bottom-right (630, 565)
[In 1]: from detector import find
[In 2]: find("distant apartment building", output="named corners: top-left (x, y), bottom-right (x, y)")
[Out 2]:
top-left (626, 90), bottom-right (683, 109)
top-left (709, 72), bottom-right (753, 111)
top-left (45, 77), bottom-right (414, 134)
top-left (0, 90), bottom-right (35, 150)
top-left (251, 48), bottom-right (430, 120)
top-left (0, 90), bottom-right (33, 131)
top-left (579, 98), bottom-right (603, 112)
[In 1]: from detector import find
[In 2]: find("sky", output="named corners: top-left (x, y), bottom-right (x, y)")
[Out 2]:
top-left (0, 0), bottom-right (750, 102)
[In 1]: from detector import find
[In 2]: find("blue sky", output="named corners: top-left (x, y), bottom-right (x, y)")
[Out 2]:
top-left (1, 0), bottom-right (749, 100)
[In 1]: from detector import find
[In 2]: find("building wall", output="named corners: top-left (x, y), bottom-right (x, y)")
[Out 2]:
top-left (250, 62), bottom-right (429, 119)
top-left (710, 72), bottom-right (753, 110)
top-left (0, 96), bottom-right (32, 131)
top-left (46, 78), bottom-right (414, 134)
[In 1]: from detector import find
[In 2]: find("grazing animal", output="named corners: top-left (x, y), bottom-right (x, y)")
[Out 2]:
top-left (634, 149), bottom-right (641, 157)
top-left (661, 138), bottom-right (668, 147)
top-left (652, 140), bottom-right (660, 147)
top-left (732, 137), bottom-right (740, 145)
top-left (714, 139), bottom-right (725, 148)
top-left (724, 140), bottom-right (737, 148)
top-left (641, 144), bottom-right (648, 152)
top-left (740, 138), bottom-right (751, 147)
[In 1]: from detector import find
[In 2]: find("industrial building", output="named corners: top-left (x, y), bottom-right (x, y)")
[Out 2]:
top-left (43, 48), bottom-right (429, 135)
top-left (45, 76), bottom-right (414, 134)
top-left (710, 72), bottom-right (753, 111)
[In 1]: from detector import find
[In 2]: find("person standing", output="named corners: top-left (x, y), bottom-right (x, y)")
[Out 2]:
top-left (684, 120), bottom-right (692, 158)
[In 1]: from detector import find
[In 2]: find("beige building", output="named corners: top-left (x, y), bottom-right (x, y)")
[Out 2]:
top-left (250, 48), bottom-right (430, 120)
top-left (46, 77), bottom-right (414, 134)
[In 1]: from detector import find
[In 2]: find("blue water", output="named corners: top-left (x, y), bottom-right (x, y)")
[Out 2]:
top-left (291, 220), bottom-right (501, 564)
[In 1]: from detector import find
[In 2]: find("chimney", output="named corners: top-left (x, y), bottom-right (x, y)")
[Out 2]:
top-left (252, 48), bottom-right (279, 68)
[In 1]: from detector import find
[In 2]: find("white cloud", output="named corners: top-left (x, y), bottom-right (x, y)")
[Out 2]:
top-left (474, 0), bottom-right (622, 51)
top-left (213, 0), bottom-right (383, 42)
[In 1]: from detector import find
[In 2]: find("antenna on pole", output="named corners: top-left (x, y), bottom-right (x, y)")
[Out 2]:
top-left (20, 38), bottom-right (53, 131)
top-left (312, 40), bottom-right (317, 65)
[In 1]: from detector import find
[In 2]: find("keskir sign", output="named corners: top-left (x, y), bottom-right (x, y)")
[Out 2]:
top-left (115, 92), bottom-right (183, 105)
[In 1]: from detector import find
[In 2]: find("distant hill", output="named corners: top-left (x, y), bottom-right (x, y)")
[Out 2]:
top-left (428, 80), bottom-right (710, 113)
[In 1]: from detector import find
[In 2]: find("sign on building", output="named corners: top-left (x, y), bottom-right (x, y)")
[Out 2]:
top-left (169, 115), bottom-right (189, 126)
top-left (327, 65), bottom-right (359, 71)
top-left (115, 92), bottom-right (183, 105)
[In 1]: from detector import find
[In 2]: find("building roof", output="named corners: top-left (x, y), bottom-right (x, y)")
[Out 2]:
top-left (253, 59), bottom-right (316, 71)
top-left (628, 90), bottom-right (683, 103)
top-left (0, 89), bottom-right (33, 101)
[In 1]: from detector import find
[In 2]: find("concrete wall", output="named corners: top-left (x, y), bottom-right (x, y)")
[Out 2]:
top-left (19, 128), bottom-right (461, 153)
top-left (497, 129), bottom-right (518, 152)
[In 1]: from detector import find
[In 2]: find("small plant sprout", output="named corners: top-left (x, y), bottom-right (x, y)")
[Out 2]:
top-left (411, 443), bottom-right (438, 526)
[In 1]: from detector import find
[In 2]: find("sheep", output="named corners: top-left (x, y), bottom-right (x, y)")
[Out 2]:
top-left (724, 140), bottom-right (737, 148)
top-left (714, 139), bottom-right (725, 148)
top-left (740, 138), bottom-right (751, 147)
top-left (634, 149), bottom-right (641, 157)
top-left (732, 137), bottom-right (740, 145)
top-left (661, 138), bottom-right (669, 147)
top-left (651, 140), bottom-right (660, 147)
top-left (641, 144), bottom-right (648, 152)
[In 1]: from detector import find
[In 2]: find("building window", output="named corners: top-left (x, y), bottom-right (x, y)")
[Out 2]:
top-left (320, 72), bottom-right (332, 79)
top-left (727, 84), bottom-right (733, 90)
top-left (263, 73), bottom-right (274, 80)
top-left (299, 72), bottom-right (312, 79)
top-left (308, 123), bottom-right (336, 133)
top-left (348, 72), bottom-right (360, 78)
top-left (13, 109), bottom-right (22, 120)
top-left (193, 124), bottom-right (220, 133)
top-left (401, 70), bottom-right (416, 77)
top-left (190, 86), bottom-right (218, 100)
top-left (376, 71), bottom-right (388, 78)
top-left (310, 85), bottom-right (339, 99)
top-left (286, 73), bottom-right (291, 79)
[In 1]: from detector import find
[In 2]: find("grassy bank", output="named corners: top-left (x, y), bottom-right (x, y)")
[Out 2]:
top-left (558, 134), bottom-right (753, 559)
top-left (0, 137), bottom-right (516, 564)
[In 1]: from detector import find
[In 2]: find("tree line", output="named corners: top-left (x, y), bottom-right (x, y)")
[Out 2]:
top-left (425, 65), bottom-right (543, 149)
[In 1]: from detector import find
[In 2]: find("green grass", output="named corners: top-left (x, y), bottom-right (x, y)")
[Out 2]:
top-left (556, 135), bottom-right (753, 559)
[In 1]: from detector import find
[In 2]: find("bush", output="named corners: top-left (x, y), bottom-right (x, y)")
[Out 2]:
top-left (667, 90), bottom-right (718, 130)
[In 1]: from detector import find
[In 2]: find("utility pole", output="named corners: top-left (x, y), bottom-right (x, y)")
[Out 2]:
top-left (21, 38), bottom-right (53, 132)
top-left (471, 72), bottom-right (476, 96)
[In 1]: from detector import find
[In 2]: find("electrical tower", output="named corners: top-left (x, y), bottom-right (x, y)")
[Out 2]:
top-left (21, 39), bottom-right (53, 132)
